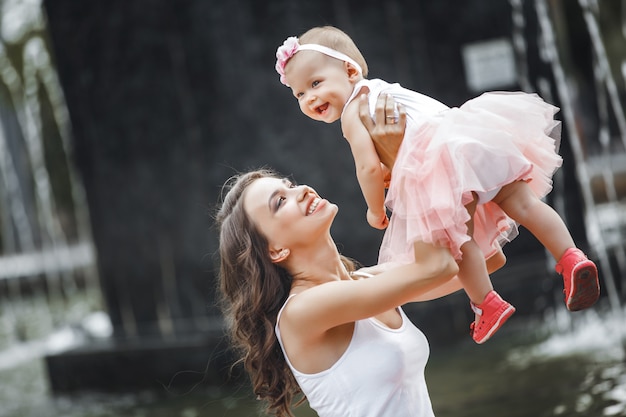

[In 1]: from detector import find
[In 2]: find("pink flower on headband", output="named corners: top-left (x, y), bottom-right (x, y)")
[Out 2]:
top-left (275, 36), bottom-right (300, 86)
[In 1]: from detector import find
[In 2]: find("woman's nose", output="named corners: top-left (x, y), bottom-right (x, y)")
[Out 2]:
top-left (296, 185), bottom-right (313, 200)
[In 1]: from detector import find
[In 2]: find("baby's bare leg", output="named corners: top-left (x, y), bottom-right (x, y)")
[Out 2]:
top-left (493, 181), bottom-right (575, 260)
top-left (453, 195), bottom-right (515, 343)
top-left (486, 249), bottom-right (506, 273)
top-left (456, 195), bottom-right (492, 304)
top-left (493, 180), bottom-right (600, 311)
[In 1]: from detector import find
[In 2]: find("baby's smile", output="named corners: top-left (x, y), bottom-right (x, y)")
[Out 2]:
top-left (315, 102), bottom-right (329, 115)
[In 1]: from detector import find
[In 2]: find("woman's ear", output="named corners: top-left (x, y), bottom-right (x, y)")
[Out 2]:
top-left (269, 248), bottom-right (290, 263)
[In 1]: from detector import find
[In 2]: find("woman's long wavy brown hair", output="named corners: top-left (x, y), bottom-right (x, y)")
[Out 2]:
top-left (214, 169), bottom-right (356, 417)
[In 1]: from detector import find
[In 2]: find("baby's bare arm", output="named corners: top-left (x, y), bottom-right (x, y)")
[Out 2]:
top-left (342, 102), bottom-right (387, 228)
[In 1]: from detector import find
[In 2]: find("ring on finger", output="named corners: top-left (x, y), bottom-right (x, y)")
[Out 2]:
top-left (386, 115), bottom-right (398, 124)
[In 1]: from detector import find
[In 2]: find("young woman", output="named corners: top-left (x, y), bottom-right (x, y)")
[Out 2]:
top-left (215, 94), bottom-right (508, 417)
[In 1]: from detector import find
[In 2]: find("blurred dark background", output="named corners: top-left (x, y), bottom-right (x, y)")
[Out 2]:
top-left (38, 0), bottom-right (582, 390)
top-left (0, 0), bottom-right (613, 402)
top-left (42, 0), bottom-right (572, 337)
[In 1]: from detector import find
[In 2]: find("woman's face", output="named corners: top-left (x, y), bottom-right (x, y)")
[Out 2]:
top-left (243, 177), bottom-right (337, 255)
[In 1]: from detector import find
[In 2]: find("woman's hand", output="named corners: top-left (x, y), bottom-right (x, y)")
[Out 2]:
top-left (358, 93), bottom-right (407, 169)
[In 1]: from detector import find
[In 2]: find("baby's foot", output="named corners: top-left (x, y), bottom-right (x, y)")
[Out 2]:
top-left (470, 290), bottom-right (516, 344)
top-left (555, 248), bottom-right (599, 311)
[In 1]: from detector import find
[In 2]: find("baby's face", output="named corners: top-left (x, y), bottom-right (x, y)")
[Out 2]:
top-left (285, 51), bottom-right (358, 123)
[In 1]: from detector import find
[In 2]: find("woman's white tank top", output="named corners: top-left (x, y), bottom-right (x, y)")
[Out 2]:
top-left (275, 295), bottom-right (435, 417)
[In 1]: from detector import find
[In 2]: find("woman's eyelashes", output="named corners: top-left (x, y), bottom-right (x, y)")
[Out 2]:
top-left (275, 180), bottom-right (298, 210)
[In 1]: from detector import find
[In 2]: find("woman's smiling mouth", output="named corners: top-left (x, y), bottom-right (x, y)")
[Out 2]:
top-left (307, 197), bottom-right (321, 215)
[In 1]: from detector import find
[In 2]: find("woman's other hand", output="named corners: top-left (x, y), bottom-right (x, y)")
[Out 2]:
top-left (358, 93), bottom-right (406, 169)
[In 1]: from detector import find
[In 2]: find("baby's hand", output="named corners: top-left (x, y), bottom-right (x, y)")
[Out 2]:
top-left (367, 208), bottom-right (389, 230)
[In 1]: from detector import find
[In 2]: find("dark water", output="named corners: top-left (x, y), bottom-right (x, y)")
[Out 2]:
top-left (1, 307), bottom-right (624, 417)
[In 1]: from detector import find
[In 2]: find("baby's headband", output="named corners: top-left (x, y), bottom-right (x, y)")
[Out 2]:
top-left (275, 36), bottom-right (363, 86)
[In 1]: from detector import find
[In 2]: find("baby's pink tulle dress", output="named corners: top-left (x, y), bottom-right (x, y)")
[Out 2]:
top-left (347, 79), bottom-right (563, 264)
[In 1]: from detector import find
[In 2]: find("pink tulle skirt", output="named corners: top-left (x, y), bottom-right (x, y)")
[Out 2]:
top-left (379, 92), bottom-right (562, 264)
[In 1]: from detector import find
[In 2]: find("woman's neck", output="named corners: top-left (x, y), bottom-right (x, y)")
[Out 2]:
top-left (287, 237), bottom-right (350, 290)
